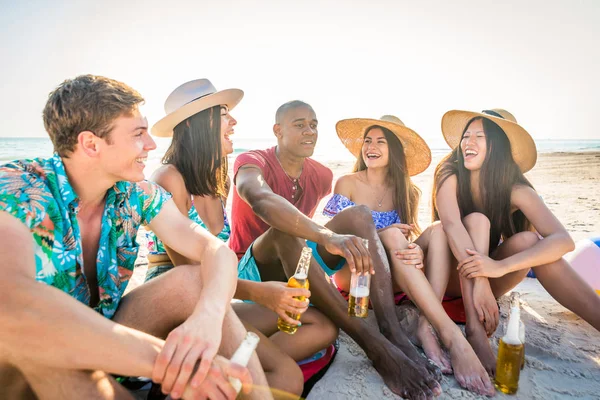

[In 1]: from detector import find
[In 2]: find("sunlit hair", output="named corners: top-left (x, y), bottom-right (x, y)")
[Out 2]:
top-left (353, 125), bottom-right (421, 239)
top-left (43, 74), bottom-right (144, 157)
top-left (162, 105), bottom-right (228, 198)
top-left (432, 117), bottom-right (534, 249)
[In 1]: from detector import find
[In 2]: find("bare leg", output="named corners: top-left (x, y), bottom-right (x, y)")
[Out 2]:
top-left (0, 358), bottom-right (132, 400)
top-left (232, 303), bottom-right (338, 361)
top-left (113, 264), bottom-right (288, 399)
top-left (251, 213), bottom-right (442, 399)
top-left (381, 226), bottom-right (494, 396)
top-left (445, 212), bottom-right (497, 375)
top-left (489, 231), bottom-right (600, 331)
top-left (314, 206), bottom-right (442, 383)
top-left (411, 223), bottom-right (453, 373)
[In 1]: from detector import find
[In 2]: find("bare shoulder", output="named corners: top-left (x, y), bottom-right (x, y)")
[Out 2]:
top-left (151, 165), bottom-right (185, 191)
top-left (334, 172), bottom-right (359, 197)
top-left (511, 184), bottom-right (538, 202)
top-left (150, 164), bottom-right (189, 207)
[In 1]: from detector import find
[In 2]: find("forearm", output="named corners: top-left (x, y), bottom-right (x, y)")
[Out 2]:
top-left (250, 192), bottom-right (332, 244)
top-left (443, 221), bottom-right (490, 287)
top-left (193, 241), bottom-right (238, 322)
top-left (443, 220), bottom-right (478, 262)
top-left (502, 232), bottom-right (574, 274)
top-left (0, 275), bottom-right (163, 377)
top-left (234, 279), bottom-right (262, 303)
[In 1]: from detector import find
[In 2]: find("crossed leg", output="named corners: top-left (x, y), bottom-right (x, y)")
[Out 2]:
top-left (250, 206), bottom-right (443, 399)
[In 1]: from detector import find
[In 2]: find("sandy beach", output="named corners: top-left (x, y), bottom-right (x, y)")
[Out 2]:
top-left (129, 151), bottom-right (600, 399)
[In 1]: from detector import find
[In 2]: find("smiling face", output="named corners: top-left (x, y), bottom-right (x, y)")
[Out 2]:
top-left (219, 105), bottom-right (237, 156)
top-left (460, 118), bottom-right (487, 171)
top-left (274, 105), bottom-right (318, 157)
top-left (362, 127), bottom-right (390, 169)
top-left (97, 107), bottom-right (156, 182)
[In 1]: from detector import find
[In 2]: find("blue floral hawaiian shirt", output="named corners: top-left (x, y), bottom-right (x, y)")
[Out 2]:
top-left (0, 154), bottom-right (171, 319)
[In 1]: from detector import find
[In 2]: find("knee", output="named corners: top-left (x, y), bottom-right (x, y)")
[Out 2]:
top-left (338, 205), bottom-right (375, 232)
top-left (511, 231), bottom-right (540, 253)
top-left (429, 220), bottom-right (447, 242)
top-left (462, 212), bottom-right (490, 232)
top-left (319, 314), bottom-right (340, 346)
top-left (378, 226), bottom-right (409, 249)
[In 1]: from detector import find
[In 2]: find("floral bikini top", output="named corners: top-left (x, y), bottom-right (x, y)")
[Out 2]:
top-left (147, 198), bottom-right (231, 254)
top-left (323, 193), bottom-right (401, 229)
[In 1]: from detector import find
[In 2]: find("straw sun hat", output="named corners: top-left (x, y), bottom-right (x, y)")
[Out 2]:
top-left (336, 115), bottom-right (432, 176)
top-left (151, 79), bottom-right (244, 137)
top-left (441, 109), bottom-right (537, 173)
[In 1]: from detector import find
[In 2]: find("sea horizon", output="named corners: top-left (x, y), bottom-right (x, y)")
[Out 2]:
top-left (1, 137), bottom-right (599, 164)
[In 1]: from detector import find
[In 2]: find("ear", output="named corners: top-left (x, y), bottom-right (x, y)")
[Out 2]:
top-left (273, 123), bottom-right (282, 139)
top-left (77, 131), bottom-right (100, 157)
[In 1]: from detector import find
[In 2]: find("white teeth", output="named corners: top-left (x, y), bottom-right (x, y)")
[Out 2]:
top-left (465, 149), bottom-right (477, 156)
top-left (136, 157), bottom-right (147, 163)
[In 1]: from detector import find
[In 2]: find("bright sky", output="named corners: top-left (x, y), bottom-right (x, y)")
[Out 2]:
top-left (1, 0), bottom-right (599, 148)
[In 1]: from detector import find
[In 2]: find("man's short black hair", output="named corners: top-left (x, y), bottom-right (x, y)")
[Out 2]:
top-left (275, 100), bottom-right (313, 124)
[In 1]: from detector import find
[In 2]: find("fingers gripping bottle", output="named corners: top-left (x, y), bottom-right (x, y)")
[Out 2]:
top-left (495, 292), bottom-right (525, 394)
top-left (229, 332), bottom-right (260, 394)
top-left (277, 247), bottom-right (312, 335)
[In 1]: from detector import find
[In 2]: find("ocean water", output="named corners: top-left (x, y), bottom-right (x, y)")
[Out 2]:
top-left (1, 136), bottom-right (599, 165)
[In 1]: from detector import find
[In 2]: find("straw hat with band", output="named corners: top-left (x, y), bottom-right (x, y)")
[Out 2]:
top-left (335, 115), bottom-right (432, 176)
top-left (152, 79), bottom-right (244, 137)
top-left (441, 109), bottom-right (537, 173)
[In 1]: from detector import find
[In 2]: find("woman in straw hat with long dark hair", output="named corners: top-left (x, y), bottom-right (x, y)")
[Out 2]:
top-left (147, 79), bottom-right (337, 397)
top-left (326, 116), bottom-right (495, 396)
top-left (432, 109), bottom-right (600, 375)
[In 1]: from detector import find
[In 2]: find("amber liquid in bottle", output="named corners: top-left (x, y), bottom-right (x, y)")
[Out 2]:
top-left (277, 247), bottom-right (312, 335)
top-left (495, 293), bottom-right (524, 395)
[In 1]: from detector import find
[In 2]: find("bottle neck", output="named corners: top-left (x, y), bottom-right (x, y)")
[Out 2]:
top-left (294, 248), bottom-right (312, 277)
top-left (504, 306), bottom-right (522, 344)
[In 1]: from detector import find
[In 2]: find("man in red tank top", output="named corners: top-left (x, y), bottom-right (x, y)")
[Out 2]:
top-left (230, 101), bottom-right (442, 399)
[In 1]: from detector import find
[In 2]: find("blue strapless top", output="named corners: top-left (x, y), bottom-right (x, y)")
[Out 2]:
top-left (323, 193), bottom-right (401, 229)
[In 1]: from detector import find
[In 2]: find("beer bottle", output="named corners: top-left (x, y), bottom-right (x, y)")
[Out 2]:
top-left (277, 247), bottom-right (312, 334)
top-left (495, 293), bottom-right (524, 394)
top-left (510, 292), bottom-right (526, 370)
top-left (229, 332), bottom-right (260, 394)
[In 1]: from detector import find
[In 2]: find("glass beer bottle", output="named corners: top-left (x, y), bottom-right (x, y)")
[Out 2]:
top-left (277, 246), bottom-right (312, 335)
top-left (348, 239), bottom-right (371, 318)
top-left (495, 293), bottom-right (524, 395)
top-left (229, 332), bottom-right (260, 394)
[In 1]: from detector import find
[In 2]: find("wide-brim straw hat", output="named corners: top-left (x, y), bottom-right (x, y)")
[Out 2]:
top-left (336, 115), bottom-right (432, 176)
top-left (152, 79), bottom-right (244, 137)
top-left (441, 109), bottom-right (537, 173)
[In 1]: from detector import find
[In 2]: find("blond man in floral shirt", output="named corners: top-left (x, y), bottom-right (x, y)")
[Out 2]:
top-left (0, 75), bottom-right (277, 399)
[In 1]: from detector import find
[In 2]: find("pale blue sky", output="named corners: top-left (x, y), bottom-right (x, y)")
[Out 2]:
top-left (1, 0), bottom-right (599, 148)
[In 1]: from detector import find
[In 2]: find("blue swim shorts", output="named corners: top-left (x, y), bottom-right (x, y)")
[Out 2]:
top-left (237, 240), bottom-right (347, 283)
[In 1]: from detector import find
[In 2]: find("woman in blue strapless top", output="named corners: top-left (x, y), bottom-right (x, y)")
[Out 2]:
top-left (327, 115), bottom-right (494, 396)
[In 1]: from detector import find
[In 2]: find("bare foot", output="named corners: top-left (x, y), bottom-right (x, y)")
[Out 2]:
top-left (416, 316), bottom-right (452, 374)
top-left (465, 324), bottom-right (496, 376)
top-left (446, 333), bottom-right (495, 396)
top-left (370, 341), bottom-right (443, 400)
top-left (385, 325), bottom-right (443, 384)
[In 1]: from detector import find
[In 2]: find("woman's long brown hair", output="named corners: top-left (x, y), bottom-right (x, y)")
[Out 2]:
top-left (432, 117), bottom-right (534, 250)
top-left (354, 125), bottom-right (422, 240)
top-left (162, 105), bottom-right (228, 199)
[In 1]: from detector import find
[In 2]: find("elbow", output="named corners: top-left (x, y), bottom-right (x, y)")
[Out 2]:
top-left (562, 232), bottom-right (575, 253)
